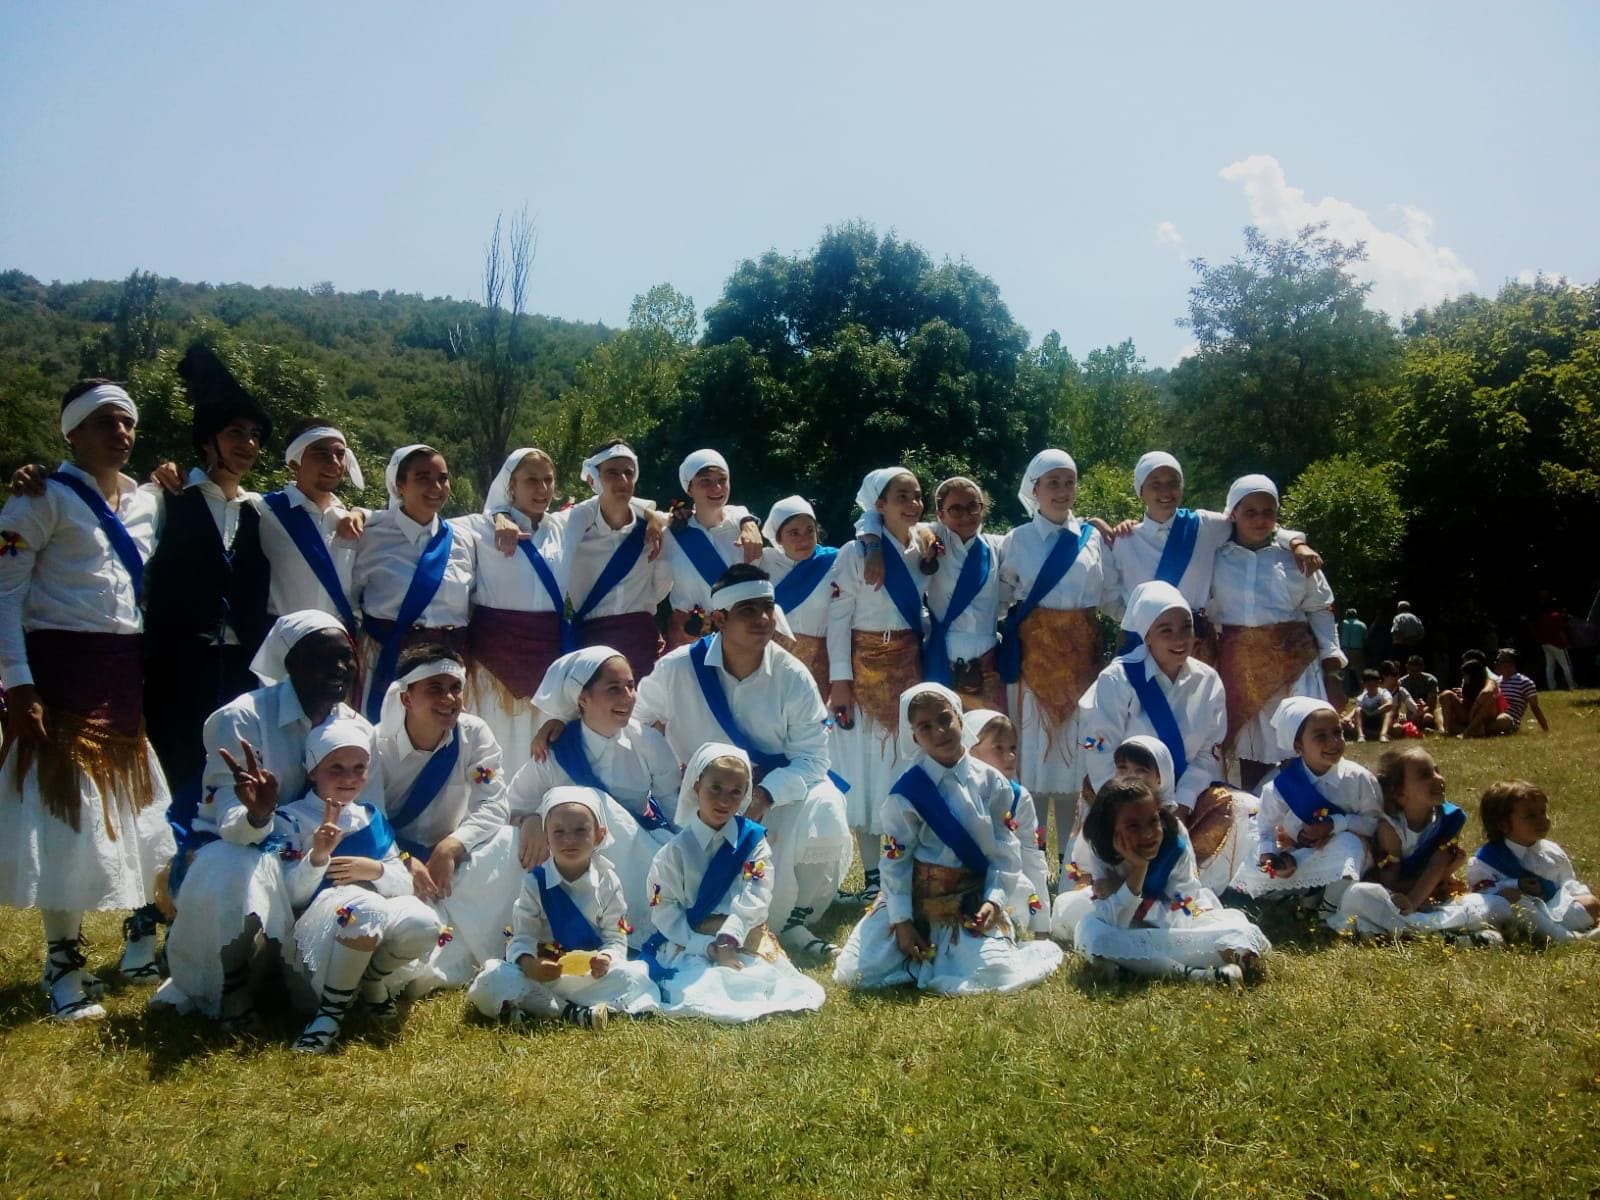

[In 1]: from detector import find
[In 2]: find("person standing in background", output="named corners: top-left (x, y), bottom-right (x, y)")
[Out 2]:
top-left (1534, 596), bottom-right (1574, 690)
top-left (1338, 608), bottom-right (1368, 694)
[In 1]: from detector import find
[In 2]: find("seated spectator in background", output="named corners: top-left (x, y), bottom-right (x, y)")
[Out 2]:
top-left (1378, 660), bottom-right (1422, 735)
top-left (1341, 669), bottom-right (1393, 742)
top-left (1438, 659), bottom-right (1511, 738)
top-left (1338, 608), bottom-right (1368, 693)
top-left (1390, 601), bottom-right (1425, 656)
top-left (1493, 649), bottom-right (1549, 735)
top-left (1400, 654), bottom-right (1440, 729)
top-left (1535, 598), bottom-right (1574, 690)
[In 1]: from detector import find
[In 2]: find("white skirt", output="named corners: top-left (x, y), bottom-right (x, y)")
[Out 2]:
top-left (1075, 894), bottom-right (1271, 967)
top-left (1328, 882), bottom-right (1504, 938)
top-left (0, 744), bottom-right (174, 911)
top-left (286, 885), bottom-right (441, 1004)
top-left (654, 945), bottom-right (825, 1023)
top-left (466, 956), bottom-right (660, 1019)
top-left (1231, 660), bottom-right (1329, 767)
top-left (1020, 842), bottom-right (1053, 935)
top-left (597, 802), bottom-right (677, 951)
top-left (393, 827), bottom-right (524, 996)
top-left (1051, 885), bottom-right (1096, 945)
top-left (1013, 683), bottom-right (1083, 797)
top-left (834, 901), bottom-right (1064, 995)
top-left (1230, 830), bottom-right (1369, 897)
top-left (762, 782), bottom-right (854, 919)
top-left (470, 664), bottom-right (539, 779)
top-left (830, 711), bottom-right (903, 833)
top-left (157, 839), bottom-right (295, 1018)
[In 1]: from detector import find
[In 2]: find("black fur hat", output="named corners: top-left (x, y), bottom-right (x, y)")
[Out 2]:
top-left (178, 343), bottom-right (273, 457)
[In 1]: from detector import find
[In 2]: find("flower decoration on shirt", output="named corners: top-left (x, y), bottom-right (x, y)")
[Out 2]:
top-left (0, 531), bottom-right (24, 556)
top-left (203, 785), bottom-right (219, 806)
top-left (503, 925), bottom-right (514, 939)
top-left (1003, 812), bottom-right (1019, 833)
top-left (473, 765), bottom-right (496, 785)
top-left (537, 940), bottom-right (561, 959)
top-left (829, 582), bottom-right (841, 600)
top-left (1168, 894), bottom-right (1195, 918)
top-left (884, 836), bottom-right (906, 861)
top-left (1311, 806), bottom-right (1330, 822)
top-left (1035, 826), bottom-right (1048, 851)
top-left (684, 605), bottom-right (708, 637)
top-left (617, 915), bottom-right (634, 936)
top-left (1065, 860), bottom-right (1086, 884)
top-left (648, 883), bottom-right (661, 907)
top-left (279, 845), bottom-right (304, 863)
top-left (1027, 892), bottom-right (1043, 914)
top-left (335, 905), bottom-right (357, 928)
top-left (742, 858), bottom-right (767, 882)
top-left (436, 925), bottom-right (454, 948)
top-left (1080, 734), bottom-right (1106, 753)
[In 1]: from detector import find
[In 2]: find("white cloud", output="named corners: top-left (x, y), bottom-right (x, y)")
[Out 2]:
top-left (1155, 220), bottom-right (1184, 249)
top-left (1218, 154), bottom-right (1478, 319)
top-left (1515, 268), bottom-right (1575, 287)
top-left (1171, 339), bottom-right (1200, 367)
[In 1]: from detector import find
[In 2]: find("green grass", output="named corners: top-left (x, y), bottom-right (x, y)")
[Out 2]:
top-left (2, 694), bottom-right (1598, 1200)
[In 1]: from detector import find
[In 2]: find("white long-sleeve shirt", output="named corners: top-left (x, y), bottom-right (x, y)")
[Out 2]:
top-left (1090, 836), bottom-right (1209, 929)
top-left (997, 513), bottom-right (1122, 622)
top-left (275, 792), bottom-right (414, 910)
top-left (760, 547), bottom-right (835, 639)
top-left (564, 497), bottom-right (672, 619)
top-left (661, 505), bottom-right (754, 612)
top-left (646, 815), bottom-right (774, 957)
top-left (925, 524), bottom-right (1009, 664)
top-left (376, 712), bottom-right (509, 855)
top-left (1207, 540), bottom-right (1342, 663)
top-left (197, 683), bottom-right (378, 843)
top-left (1077, 656), bottom-right (1228, 811)
top-left (1109, 509), bottom-right (1302, 611)
top-left (0, 462), bottom-right (159, 687)
top-left (460, 508), bottom-right (574, 614)
top-left (826, 534), bottom-right (927, 682)
top-left (251, 483), bottom-right (359, 620)
top-left (1256, 758), bottom-right (1381, 858)
top-left (1466, 837), bottom-right (1582, 898)
top-left (506, 719), bottom-right (682, 823)
top-left (879, 752), bottom-right (1022, 928)
top-left (352, 509), bottom-right (475, 627)
top-left (635, 635), bottom-right (833, 809)
top-left (507, 857), bottom-right (632, 963)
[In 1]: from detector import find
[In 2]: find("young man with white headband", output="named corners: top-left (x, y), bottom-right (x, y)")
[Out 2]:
top-left (997, 448), bottom-right (1123, 882)
top-left (352, 444), bottom-right (475, 721)
top-left (564, 439), bottom-right (672, 680)
top-left (1106, 451), bottom-right (1322, 662)
top-left (154, 610), bottom-right (372, 1029)
top-left (0, 378), bottom-right (175, 1021)
top-left (374, 644), bottom-right (515, 997)
top-left (660, 448), bottom-right (764, 650)
top-left (758, 494), bottom-right (838, 699)
top-left (632, 564), bottom-right (853, 961)
top-left (1207, 474), bottom-right (1345, 792)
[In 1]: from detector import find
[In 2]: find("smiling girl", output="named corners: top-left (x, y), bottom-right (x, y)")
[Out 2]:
top-left (661, 449), bottom-right (764, 649)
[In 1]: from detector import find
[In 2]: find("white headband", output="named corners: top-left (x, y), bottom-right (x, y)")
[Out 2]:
top-left (284, 425), bottom-right (365, 492)
top-left (896, 682), bottom-right (965, 759)
top-left (1018, 449), bottom-right (1077, 517)
top-left (580, 444), bottom-right (638, 494)
top-left (855, 466), bottom-right (914, 516)
top-left (483, 447), bottom-right (548, 516)
top-left (762, 494), bottom-right (815, 544)
top-left (378, 658), bottom-right (467, 737)
top-left (1225, 473), bottom-right (1279, 516)
top-left (674, 741), bottom-right (753, 827)
top-left (678, 448), bottom-right (729, 495)
top-left (249, 609), bottom-right (351, 686)
top-left (1133, 451), bottom-right (1182, 498)
top-left (710, 579), bottom-right (774, 610)
top-left (532, 645), bottom-right (629, 723)
top-left (60, 385), bottom-right (137, 439)
top-left (385, 443), bottom-right (436, 510)
top-left (303, 716), bottom-right (372, 773)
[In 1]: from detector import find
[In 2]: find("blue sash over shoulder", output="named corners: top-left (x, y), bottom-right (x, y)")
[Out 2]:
top-left (549, 722), bottom-right (676, 833)
top-left (1141, 829), bottom-right (1187, 902)
top-left (998, 522), bottom-right (1094, 684)
top-left (1473, 841), bottom-right (1558, 901)
top-left (572, 519), bottom-right (647, 629)
top-left (894, 763), bottom-right (989, 877)
top-left (536, 863), bottom-right (604, 953)
top-left (513, 532), bottom-right (578, 653)
top-left (48, 472), bottom-right (145, 604)
top-left (389, 724), bottom-right (461, 861)
top-left (313, 803), bottom-right (397, 897)
top-left (1398, 803), bottom-right (1465, 878)
top-left (773, 548), bottom-right (837, 614)
top-left (363, 520), bottom-right (454, 721)
top-left (1153, 508), bottom-right (1200, 589)
top-left (670, 523), bottom-right (730, 590)
top-left (1122, 656), bottom-right (1189, 780)
top-left (263, 490), bottom-right (357, 630)
top-left (1274, 757), bottom-right (1345, 825)
top-left (641, 815), bottom-right (766, 985)
top-left (925, 536), bottom-right (991, 687)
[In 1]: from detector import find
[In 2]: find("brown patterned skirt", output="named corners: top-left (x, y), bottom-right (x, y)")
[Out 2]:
top-left (777, 631), bottom-right (830, 701)
top-left (851, 629), bottom-right (922, 730)
top-left (951, 647), bottom-right (1007, 715)
top-left (1215, 620), bottom-right (1319, 749)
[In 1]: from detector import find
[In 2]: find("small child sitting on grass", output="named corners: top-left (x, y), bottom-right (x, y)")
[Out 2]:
top-left (1467, 781), bottom-right (1600, 944)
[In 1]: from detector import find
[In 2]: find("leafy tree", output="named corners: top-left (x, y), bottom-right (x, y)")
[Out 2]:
top-left (1073, 461), bottom-right (1145, 527)
top-left (1279, 454), bottom-right (1405, 614)
top-left (1052, 339), bottom-right (1162, 469)
top-left (80, 269), bottom-right (169, 378)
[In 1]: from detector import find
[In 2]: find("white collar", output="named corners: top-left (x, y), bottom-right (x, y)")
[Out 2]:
top-left (689, 813), bottom-right (738, 851)
top-left (579, 720), bottom-right (628, 756)
top-left (491, 506), bottom-right (540, 533)
top-left (283, 481), bottom-right (342, 515)
top-left (706, 633), bottom-right (774, 680)
top-left (916, 751), bottom-right (966, 785)
top-left (395, 508), bottom-right (441, 542)
top-left (540, 859), bottom-right (599, 892)
top-left (58, 460), bottom-right (135, 501)
top-left (1029, 511), bottom-right (1079, 539)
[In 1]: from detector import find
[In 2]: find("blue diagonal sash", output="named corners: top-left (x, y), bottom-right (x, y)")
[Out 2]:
top-left (48, 472), bottom-right (144, 604)
top-left (535, 863), bottom-right (604, 952)
top-left (1274, 757), bottom-right (1345, 826)
top-left (1398, 803), bottom-right (1466, 877)
top-left (1153, 508), bottom-right (1200, 588)
top-left (688, 636), bottom-right (849, 793)
top-left (925, 536), bottom-right (992, 686)
top-left (895, 763), bottom-right (990, 877)
top-left (773, 547), bottom-right (838, 614)
top-left (263, 490), bottom-right (357, 630)
top-left (998, 522), bottom-right (1095, 684)
top-left (388, 724), bottom-right (461, 861)
top-left (670, 523), bottom-right (731, 589)
top-left (363, 520), bottom-right (454, 721)
top-left (515, 533), bottom-right (578, 653)
top-left (1123, 657), bottom-right (1189, 781)
top-left (549, 722), bottom-right (677, 833)
top-left (1141, 829), bottom-right (1187, 901)
top-left (313, 803), bottom-right (397, 897)
top-left (572, 518), bottom-right (647, 627)
top-left (1008, 778), bottom-right (1023, 825)
top-left (878, 536), bottom-right (926, 634)
top-left (641, 815), bottom-right (766, 983)
top-left (1473, 841), bottom-right (1558, 901)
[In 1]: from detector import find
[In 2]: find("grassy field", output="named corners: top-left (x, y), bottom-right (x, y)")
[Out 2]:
top-left (2, 693), bottom-right (1597, 1200)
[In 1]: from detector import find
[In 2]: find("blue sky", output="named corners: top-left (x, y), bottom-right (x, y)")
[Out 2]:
top-left (2, 2), bottom-right (1596, 366)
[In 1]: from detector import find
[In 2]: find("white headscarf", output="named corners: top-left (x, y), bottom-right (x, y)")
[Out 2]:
top-left (1133, 451), bottom-right (1182, 498)
top-left (959, 708), bottom-right (1009, 750)
top-left (531, 646), bottom-right (629, 723)
top-left (384, 443), bottom-right (435, 510)
top-left (60, 384), bottom-right (138, 439)
top-left (284, 425), bottom-right (365, 492)
top-left (580, 443), bottom-right (638, 495)
top-left (1118, 581), bottom-right (1191, 664)
top-left (377, 658), bottom-right (468, 738)
top-left (1270, 697), bottom-right (1337, 759)
top-left (854, 466), bottom-right (913, 516)
top-left (1018, 449), bottom-right (1077, 517)
top-left (678, 449), bottom-right (729, 495)
top-left (674, 741), bottom-right (754, 827)
top-left (896, 682), bottom-right (965, 759)
top-left (302, 716), bottom-right (372, 774)
top-left (249, 610), bottom-right (351, 686)
top-left (1225, 473), bottom-right (1279, 516)
top-left (537, 784), bottom-right (609, 830)
top-left (482, 447), bottom-right (548, 516)
top-left (762, 495), bottom-right (815, 545)
top-left (1114, 734), bottom-right (1175, 802)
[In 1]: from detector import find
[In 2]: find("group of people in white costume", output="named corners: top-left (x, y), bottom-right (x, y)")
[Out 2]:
top-left (4, 365), bottom-right (1595, 1045)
